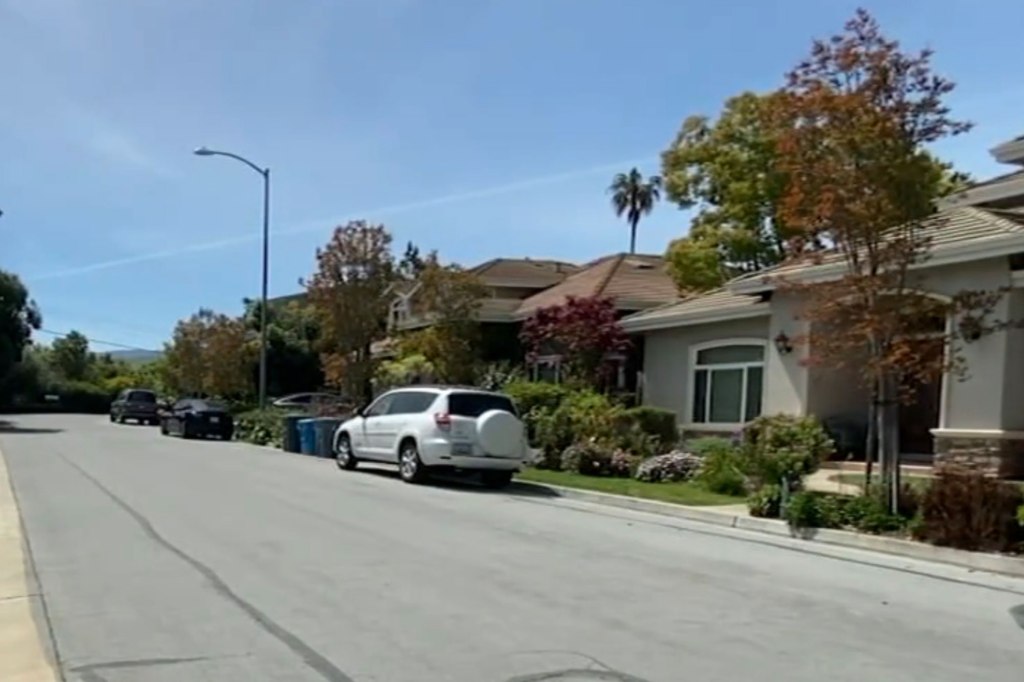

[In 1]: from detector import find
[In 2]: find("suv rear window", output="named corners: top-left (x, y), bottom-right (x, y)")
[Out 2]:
top-left (127, 391), bottom-right (156, 403)
top-left (446, 392), bottom-right (516, 418)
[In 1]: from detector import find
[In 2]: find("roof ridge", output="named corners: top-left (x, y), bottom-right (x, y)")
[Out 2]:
top-left (593, 253), bottom-right (627, 298)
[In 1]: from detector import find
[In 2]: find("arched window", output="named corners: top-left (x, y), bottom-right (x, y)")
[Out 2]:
top-left (689, 340), bottom-right (766, 426)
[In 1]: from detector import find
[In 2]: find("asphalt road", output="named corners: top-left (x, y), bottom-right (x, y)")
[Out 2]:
top-left (2, 413), bottom-right (1023, 682)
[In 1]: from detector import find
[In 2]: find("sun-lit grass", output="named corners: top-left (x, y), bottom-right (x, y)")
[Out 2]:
top-left (516, 468), bottom-right (744, 506)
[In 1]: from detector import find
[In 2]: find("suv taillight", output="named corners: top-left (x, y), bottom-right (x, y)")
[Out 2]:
top-left (434, 412), bottom-right (451, 431)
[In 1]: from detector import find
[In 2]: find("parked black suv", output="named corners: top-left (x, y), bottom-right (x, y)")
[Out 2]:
top-left (110, 389), bottom-right (160, 425)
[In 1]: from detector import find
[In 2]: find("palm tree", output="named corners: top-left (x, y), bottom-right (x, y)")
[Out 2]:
top-left (609, 168), bottom-right (662, 254)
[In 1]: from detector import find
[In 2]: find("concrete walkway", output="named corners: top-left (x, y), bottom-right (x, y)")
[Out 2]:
top-left (0, 445), bottom-right (59, 682)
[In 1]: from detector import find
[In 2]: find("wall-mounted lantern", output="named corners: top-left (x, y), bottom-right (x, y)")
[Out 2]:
top-left (774, 331), bottom-right (794, 355)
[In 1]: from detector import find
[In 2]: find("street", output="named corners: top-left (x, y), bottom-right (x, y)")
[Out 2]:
top-left (1, 414), bottom-right (1023, 681)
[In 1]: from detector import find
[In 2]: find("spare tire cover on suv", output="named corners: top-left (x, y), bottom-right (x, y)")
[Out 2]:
top-left (476, 409), bottom-right (523, 457)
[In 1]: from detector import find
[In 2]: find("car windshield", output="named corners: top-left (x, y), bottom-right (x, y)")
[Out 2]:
top-left (197, 401), bottom-right (227, 411)
top-left (127, 391), bottom-right (156, 403)
top-left (446, 392), bottom-right (516, 418)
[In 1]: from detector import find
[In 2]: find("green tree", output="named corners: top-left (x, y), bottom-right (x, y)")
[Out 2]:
top-left (400, 256), bottom-right (487, 383)
top-left (243, 298), bottom-right (323, 397)
top-left (661, 90), bottom-right (974, 294)
top-left (661, 91), bottom-right (796, 293)
top-left (608, 168), bottom-right (662, 254)
top-left (0, 270), bottom-right (41, 382)
top-left (50, 330), bottom-right (91, 381)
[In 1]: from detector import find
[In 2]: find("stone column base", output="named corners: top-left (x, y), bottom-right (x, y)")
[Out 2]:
top-left (932, 429), bottom-right (1024, 479)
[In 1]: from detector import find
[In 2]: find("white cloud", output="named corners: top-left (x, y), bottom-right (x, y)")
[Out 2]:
top-left (86, 128), bottom-right (176, 177)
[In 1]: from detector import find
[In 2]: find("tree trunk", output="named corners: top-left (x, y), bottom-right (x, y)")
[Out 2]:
top-left (877, 372), bottom-right (901, 514)
top-left (864, 380), bottom-right (878, 489)
top-left (629, 219), bottom-right (638, 254)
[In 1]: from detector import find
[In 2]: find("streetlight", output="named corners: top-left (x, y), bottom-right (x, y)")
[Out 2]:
top-left (194, 146), bottom-right (271, 410)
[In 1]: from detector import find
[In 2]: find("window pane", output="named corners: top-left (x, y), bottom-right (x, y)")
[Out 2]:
top-left (745, 367), bottom-right (763, 421)
top-left (447, 392), bottom-right (517, 418)
top-left (692, 369), bottom-right (708, 422)
top-left (709, 368), bottom-right (743, 423)
top-left (388, 391), bottom-right (436, 415)
top-left (697, 345), bottom-right (764, 365)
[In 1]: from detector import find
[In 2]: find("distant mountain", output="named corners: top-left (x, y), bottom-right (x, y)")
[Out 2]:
top-left (107, 349), bottom-right (163, 364)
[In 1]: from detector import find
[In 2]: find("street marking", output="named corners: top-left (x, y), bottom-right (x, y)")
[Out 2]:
top-left (0, 445), bottom-right (60, 681)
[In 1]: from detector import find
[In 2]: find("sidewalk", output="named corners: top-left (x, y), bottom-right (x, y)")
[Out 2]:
top-left (520, 479), bottom-right (1024, 580)
top-left (0, 447), bottom-right (59, 682)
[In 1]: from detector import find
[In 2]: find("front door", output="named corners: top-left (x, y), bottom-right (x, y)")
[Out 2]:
top-left (898, 339), bottom-right (943, 458)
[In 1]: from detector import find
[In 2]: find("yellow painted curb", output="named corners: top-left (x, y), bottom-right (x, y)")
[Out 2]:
top-left (0, 446), bottom-right (59, 681)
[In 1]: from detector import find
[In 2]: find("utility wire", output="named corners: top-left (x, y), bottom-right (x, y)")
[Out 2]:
top-left (35, 328), bottom-right (158, 353)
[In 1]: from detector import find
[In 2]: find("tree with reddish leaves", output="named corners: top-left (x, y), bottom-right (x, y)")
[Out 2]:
top-left (520, 296), bottom-right (631, 388)
top-left (771, 9), bottom-right (1003, 510)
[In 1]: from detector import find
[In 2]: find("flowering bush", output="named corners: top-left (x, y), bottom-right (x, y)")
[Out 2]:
top-left (560, 440), bottom-right (622, 476)
top-left (635, 451), bottom-right (703, 483)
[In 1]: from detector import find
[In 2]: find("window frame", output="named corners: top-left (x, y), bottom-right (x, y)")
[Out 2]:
top-left (686, 338), bottom-right (767, 430)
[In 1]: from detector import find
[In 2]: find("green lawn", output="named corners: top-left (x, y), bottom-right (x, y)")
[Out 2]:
top-left (516, 468), bottom-right (745, 506)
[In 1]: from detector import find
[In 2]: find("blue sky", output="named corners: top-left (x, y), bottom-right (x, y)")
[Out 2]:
top-left (2, 0), bottom-right (1023, 352)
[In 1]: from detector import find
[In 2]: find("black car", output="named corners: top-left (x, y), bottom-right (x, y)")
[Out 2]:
top-left (110, 389), bottom-right (160, 425)
top-left (160, 398), bottom-right (234, 440)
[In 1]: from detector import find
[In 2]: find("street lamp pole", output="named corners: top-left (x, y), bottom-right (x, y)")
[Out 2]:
top-left (194, 146), bottom-right (271, 410)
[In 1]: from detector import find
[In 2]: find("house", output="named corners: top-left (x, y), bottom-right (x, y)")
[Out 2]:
top-left (620, 132), bottom-right (1024, 478)
top-left (390, 253), bottom-right (680, 386)
top-left (389, 258), bottom-right (579, 362)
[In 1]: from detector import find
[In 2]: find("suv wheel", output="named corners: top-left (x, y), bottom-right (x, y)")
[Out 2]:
top-left (335, 433), bottom-right (358, 470)
top-left (109, 413), bottom-right (115, 423)
top-left (398, 440), bottom-right (427, 484)
top-left (481, 470), bottom-right (514, 489)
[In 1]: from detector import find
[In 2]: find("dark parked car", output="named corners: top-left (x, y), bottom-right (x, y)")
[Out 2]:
top-left (110, 389), bottom-right (160, 425)
top-left (159, 398), bottom-right (234, 440)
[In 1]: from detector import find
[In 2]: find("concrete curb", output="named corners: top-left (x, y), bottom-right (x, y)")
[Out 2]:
top-left (524, 482), bottom-right (1024, 579)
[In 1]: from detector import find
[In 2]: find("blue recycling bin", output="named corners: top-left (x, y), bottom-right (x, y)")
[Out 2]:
top-left (283, 414), bottom-right (304, 453)
top-left (312, 418), bottom-right (342, 457)
top-left (297, 419), bottom-right (317, 455)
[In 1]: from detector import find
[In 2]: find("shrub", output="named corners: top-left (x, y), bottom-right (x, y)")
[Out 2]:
top-left (747, 484), bottom-right (783, 518)
top-left (533, 389), bottom-right (620, 463)
top-left (742, 414), bottom-right (834, 490)
top-left (504, 380), bottom-right (571, 417)
top-left (621, 406), bottom-right (677, 449)
top-left (614, 423), bottom-right (663, 459)
top-left (609, 449), bottom-right (642, 478)
top-left (784, 491), bottom-right (823, 529)
top-left (1018, 504), bottom-right (1024, 528)
top-left (696, 440), bottom-right (747, 496)
top-left (912, 468), bottom-right (1024, 552)
top-left (58, 381), bottom-right (113, 413)
top-left (635, 451), bottom-right (703, 483)
top-left (560, 440), bottom-right (617, 476)
top-left (842, 493), bottom-right (905, 534)
top-left (234, 409), bottom-right (285, 447)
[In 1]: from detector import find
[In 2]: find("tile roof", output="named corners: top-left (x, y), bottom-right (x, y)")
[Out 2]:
top-left (515, 253), bottom-right (680, 318)
top-left (729, 207), bottom-right (1024, 291)
top-left (470, 258), bottom-right (579, 287)
top-left (620, 287), bottom-right (769, 331)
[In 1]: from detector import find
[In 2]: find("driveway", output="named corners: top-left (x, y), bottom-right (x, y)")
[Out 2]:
top-left (2, 413), bottom-right (1023, 681)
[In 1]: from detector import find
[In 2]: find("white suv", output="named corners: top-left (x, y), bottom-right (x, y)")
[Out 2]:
top-left (332, 386), bottom-right (528, 488)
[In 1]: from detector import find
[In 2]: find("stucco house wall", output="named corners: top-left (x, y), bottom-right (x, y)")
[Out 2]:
top-left (641, 316), bottom-right (769, 430)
